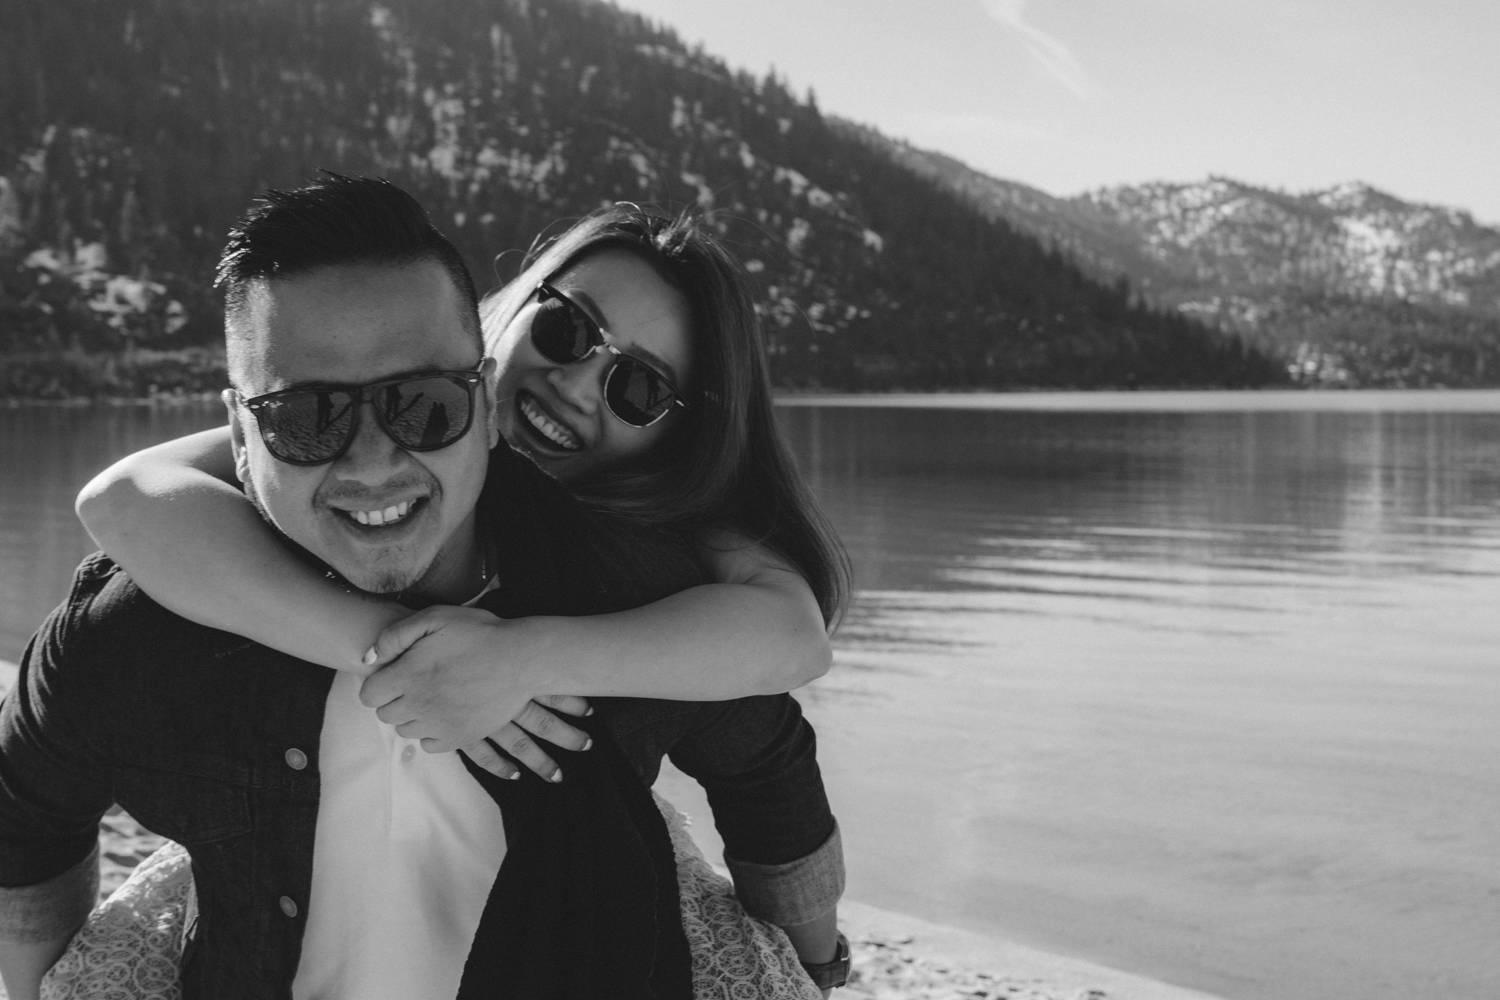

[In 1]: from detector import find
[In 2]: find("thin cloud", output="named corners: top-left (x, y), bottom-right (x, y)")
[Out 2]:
top-left (921, 112), bottom-right (1057, 144)
top-left (980, 0), bottom-right (1099, 101)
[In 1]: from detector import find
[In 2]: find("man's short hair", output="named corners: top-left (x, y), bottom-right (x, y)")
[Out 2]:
top-left (217, 172), bottom-right (481, 387)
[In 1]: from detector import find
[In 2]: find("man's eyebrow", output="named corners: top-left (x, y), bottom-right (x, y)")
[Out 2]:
top-left (568, 288), bottom-right (681, 386)
top-left (268, 364), bottom-right (479, 394)
top-left (270, 377), bottom-right (348, 393)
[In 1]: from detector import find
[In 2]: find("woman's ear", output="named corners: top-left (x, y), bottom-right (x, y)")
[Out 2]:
top-left (222, 389), bottom-right (252, 484)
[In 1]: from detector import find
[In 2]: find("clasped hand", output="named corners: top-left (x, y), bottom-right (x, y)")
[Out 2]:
top-left (357, 605), bottom-right (587, 782)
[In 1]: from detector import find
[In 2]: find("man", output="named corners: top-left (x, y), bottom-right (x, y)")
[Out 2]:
top-left (0, 176), bottom-right (842, 999)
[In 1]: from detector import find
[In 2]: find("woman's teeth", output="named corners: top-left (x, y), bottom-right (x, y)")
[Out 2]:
top-left (350, 500), bottom-right (413, 526)
top-left (520, 396), bottom-right (581, 451)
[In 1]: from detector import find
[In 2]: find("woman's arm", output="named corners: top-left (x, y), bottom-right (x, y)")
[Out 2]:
top-left (539, 528), bottom-right (832, 697)
top-left (75, 429), bottom-right (593, 780)
top-left (360, 531), bottom-right (833, 753)
top-left (75, 427), bottom-right (411, 674)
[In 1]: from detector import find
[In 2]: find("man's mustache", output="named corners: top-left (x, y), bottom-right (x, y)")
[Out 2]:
top-left (315, 472), bottom-right (442, 509)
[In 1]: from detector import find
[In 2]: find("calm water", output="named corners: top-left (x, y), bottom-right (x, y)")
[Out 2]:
top-left (4, 394), bottom-right (1500, 1000)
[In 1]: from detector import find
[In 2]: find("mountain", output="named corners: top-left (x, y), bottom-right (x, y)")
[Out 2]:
top-left (1082, 180), bottom-right (1500, 315)
top-left (843, 121), bottom-right (1500, 388)
top-left (0, 0), bottom-right (1279, 399)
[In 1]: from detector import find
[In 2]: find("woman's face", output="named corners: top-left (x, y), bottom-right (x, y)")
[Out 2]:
top-left (491, 248), bottom-right (694, 485)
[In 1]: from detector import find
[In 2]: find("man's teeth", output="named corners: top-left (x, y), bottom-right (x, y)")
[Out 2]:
top-left (520, 396), bottom-right (581, 451)
top-left (350, 500), bottom-right (413, 526)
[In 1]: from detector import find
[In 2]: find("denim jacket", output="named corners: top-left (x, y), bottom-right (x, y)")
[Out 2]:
top-left (0, 445), bottom-right (842, 998)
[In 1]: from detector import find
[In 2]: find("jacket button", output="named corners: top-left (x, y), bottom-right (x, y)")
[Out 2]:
top-left (279, 895), bottom-right (299, 918)
top-left (284, 748), bottom-right (308, 770)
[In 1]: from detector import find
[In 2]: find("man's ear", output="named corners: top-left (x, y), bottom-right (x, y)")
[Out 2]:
top-left (222, 389), bottom-right (252, 484)
top-left (480, 356), bottom-right (501, 449)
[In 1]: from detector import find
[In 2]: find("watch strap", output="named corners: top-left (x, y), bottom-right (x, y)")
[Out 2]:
top-left (800, 931), bottom-right (851, 990)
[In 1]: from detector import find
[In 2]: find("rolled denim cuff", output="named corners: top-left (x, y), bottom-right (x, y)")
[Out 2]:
top-left (725, 821), bottom-right (844, 926)
top-left (0, 843), bottom-right (98, 944)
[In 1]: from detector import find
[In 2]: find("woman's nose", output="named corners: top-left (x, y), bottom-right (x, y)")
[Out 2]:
top-left (546, 352), bottom-right (611, 413)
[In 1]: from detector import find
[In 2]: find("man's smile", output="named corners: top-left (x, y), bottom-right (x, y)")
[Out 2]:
top-left (325, 495), bottom-right (432, 539)
top-left (347, 499), bottom-right (414, 526)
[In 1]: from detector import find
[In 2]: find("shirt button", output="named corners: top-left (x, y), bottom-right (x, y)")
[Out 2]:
top-left (402, 745), bottom-right (417, 762)
top-left (279, 895), bottom-right (299, 918)
top-left (284, 748), bottom-right (308, 771)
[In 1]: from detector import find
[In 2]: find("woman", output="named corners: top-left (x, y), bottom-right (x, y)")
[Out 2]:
top-left (71, 204), bottom-right (852, 995)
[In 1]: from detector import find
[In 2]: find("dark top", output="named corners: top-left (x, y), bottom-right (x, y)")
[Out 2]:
top-left (0, 444), bottom-right (834, 999)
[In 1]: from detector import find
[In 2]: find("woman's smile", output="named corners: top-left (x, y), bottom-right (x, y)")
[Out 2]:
top-left (516, 390), bottom-right (584, 452)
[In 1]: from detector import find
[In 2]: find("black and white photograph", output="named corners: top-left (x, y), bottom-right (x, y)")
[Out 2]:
top-left (1, 2), bottom-right (1496, 998)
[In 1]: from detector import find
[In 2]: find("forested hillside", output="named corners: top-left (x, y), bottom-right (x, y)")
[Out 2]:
top-left (842, 121), bottom-right (1500, 389)
top-left (0, 0), bottom-right (1281, 399)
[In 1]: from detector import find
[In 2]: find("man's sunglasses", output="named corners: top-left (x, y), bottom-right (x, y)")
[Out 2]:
top-left (239, 365), bottom-right (486, 466)
top-left (530, 280), bottom-right (687, 428)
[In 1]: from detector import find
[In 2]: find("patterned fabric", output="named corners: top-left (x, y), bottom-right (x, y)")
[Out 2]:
top-left (655, 795), bottom-right (823, 1000)
top-left (40, 841), bottom-right (194, 1000)
top-left (35, 795), bottom-right (821, 1000)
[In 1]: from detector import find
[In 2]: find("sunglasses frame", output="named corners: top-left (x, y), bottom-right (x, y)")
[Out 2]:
top-left (532, 280), bottom-right (688, 428)
top-left (239, 363), bottom-right (486, 466)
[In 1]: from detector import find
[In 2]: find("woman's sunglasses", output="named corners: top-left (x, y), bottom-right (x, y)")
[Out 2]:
top-left (239, 365), bottom-right (485, 466)
top-left (530, 280), bottom-right (687, 428)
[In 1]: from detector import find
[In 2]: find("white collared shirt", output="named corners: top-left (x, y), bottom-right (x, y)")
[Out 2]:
top-left (292, 588), bottom-right (506, 999)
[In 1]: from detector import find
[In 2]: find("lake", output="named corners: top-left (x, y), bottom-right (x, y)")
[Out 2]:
top-left (3, 392), bottom-right (1499, 1000)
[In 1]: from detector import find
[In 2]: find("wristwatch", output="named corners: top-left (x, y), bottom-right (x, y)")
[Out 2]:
top-left (800, 931), bottom-right (851, 991)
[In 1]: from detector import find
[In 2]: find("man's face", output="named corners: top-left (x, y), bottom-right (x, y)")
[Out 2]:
top-left (225, 261), bottom-right (497, 601)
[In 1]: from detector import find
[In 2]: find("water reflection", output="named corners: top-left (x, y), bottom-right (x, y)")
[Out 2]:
top-left (775, 404), bottom-right (1500, 1000)
top-left (0, 403), bottom-right (226, 659)
top-left (785, 407), bottom-right (1500, 584)
top-left (3, 398), bottom-right (1499, 1000)
top-left (781, 406), bottom-right (1500, 638)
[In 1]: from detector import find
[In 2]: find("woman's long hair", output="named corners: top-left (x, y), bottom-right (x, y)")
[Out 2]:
top-left (480, 205), bottom-right (850, 626)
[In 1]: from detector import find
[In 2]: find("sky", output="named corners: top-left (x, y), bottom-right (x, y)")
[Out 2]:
top-left (613, 0), bottom-right (1500, 223)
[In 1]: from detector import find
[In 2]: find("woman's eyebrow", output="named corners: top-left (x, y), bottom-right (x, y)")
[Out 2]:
top-left (565, 287), bottom-right (610, 332)
top-left (622, 343), bottom-right (679, 385)
top-left (569, 288), bottom-right (681, 385)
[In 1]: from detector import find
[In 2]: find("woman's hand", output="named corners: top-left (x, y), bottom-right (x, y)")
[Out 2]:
top-left (357, 606), bottom-right (589, 782)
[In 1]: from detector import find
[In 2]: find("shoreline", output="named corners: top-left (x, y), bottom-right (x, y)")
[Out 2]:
top-left (1, 391), bottom-right (222, 408)
top-left (776, 386), bottom-right (1500, 411)
top-left (0, 659), bottom-right (1229, 999)
top-left (662, 765), bottom-right (1232, 1000)
top-left (7, 385), bottom-right (1500, 412)
top-left (835, 898), bottom-right (1228, 1000)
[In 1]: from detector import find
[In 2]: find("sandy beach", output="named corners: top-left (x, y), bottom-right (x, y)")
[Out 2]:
top-left (834, 900), bottom-right (1226, 1000)
top-left (0, 658), bottom-right (1227, 1000)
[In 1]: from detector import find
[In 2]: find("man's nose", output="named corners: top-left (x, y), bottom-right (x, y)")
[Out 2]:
top-left (546, 352), bottom-right (611, 414)
top-left (332, 398), bottom-right (408, 482)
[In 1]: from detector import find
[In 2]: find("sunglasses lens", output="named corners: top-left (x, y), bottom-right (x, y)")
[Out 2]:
top-left (530, 293), bottom-right (597, 364)
top-left (255, 391), bottom-right (356, 464)
top-left (605, 358), bottom-right (677, 426)
top-left (530, 283), bottom-right (681, 428)
top-left (375, 375), bottom-right (476, 451)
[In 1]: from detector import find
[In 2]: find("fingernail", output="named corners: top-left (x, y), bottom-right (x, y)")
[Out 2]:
top-left (550, 770), bottom-right (564, 783)
top-left (581, 738), bottom-right (593, 751)
top-left (506, 771), bottom-right (521, 781)
top-left (361, 647), bottom-right (378, 666)
top-left (584, 707), bottom-right (595, 716)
